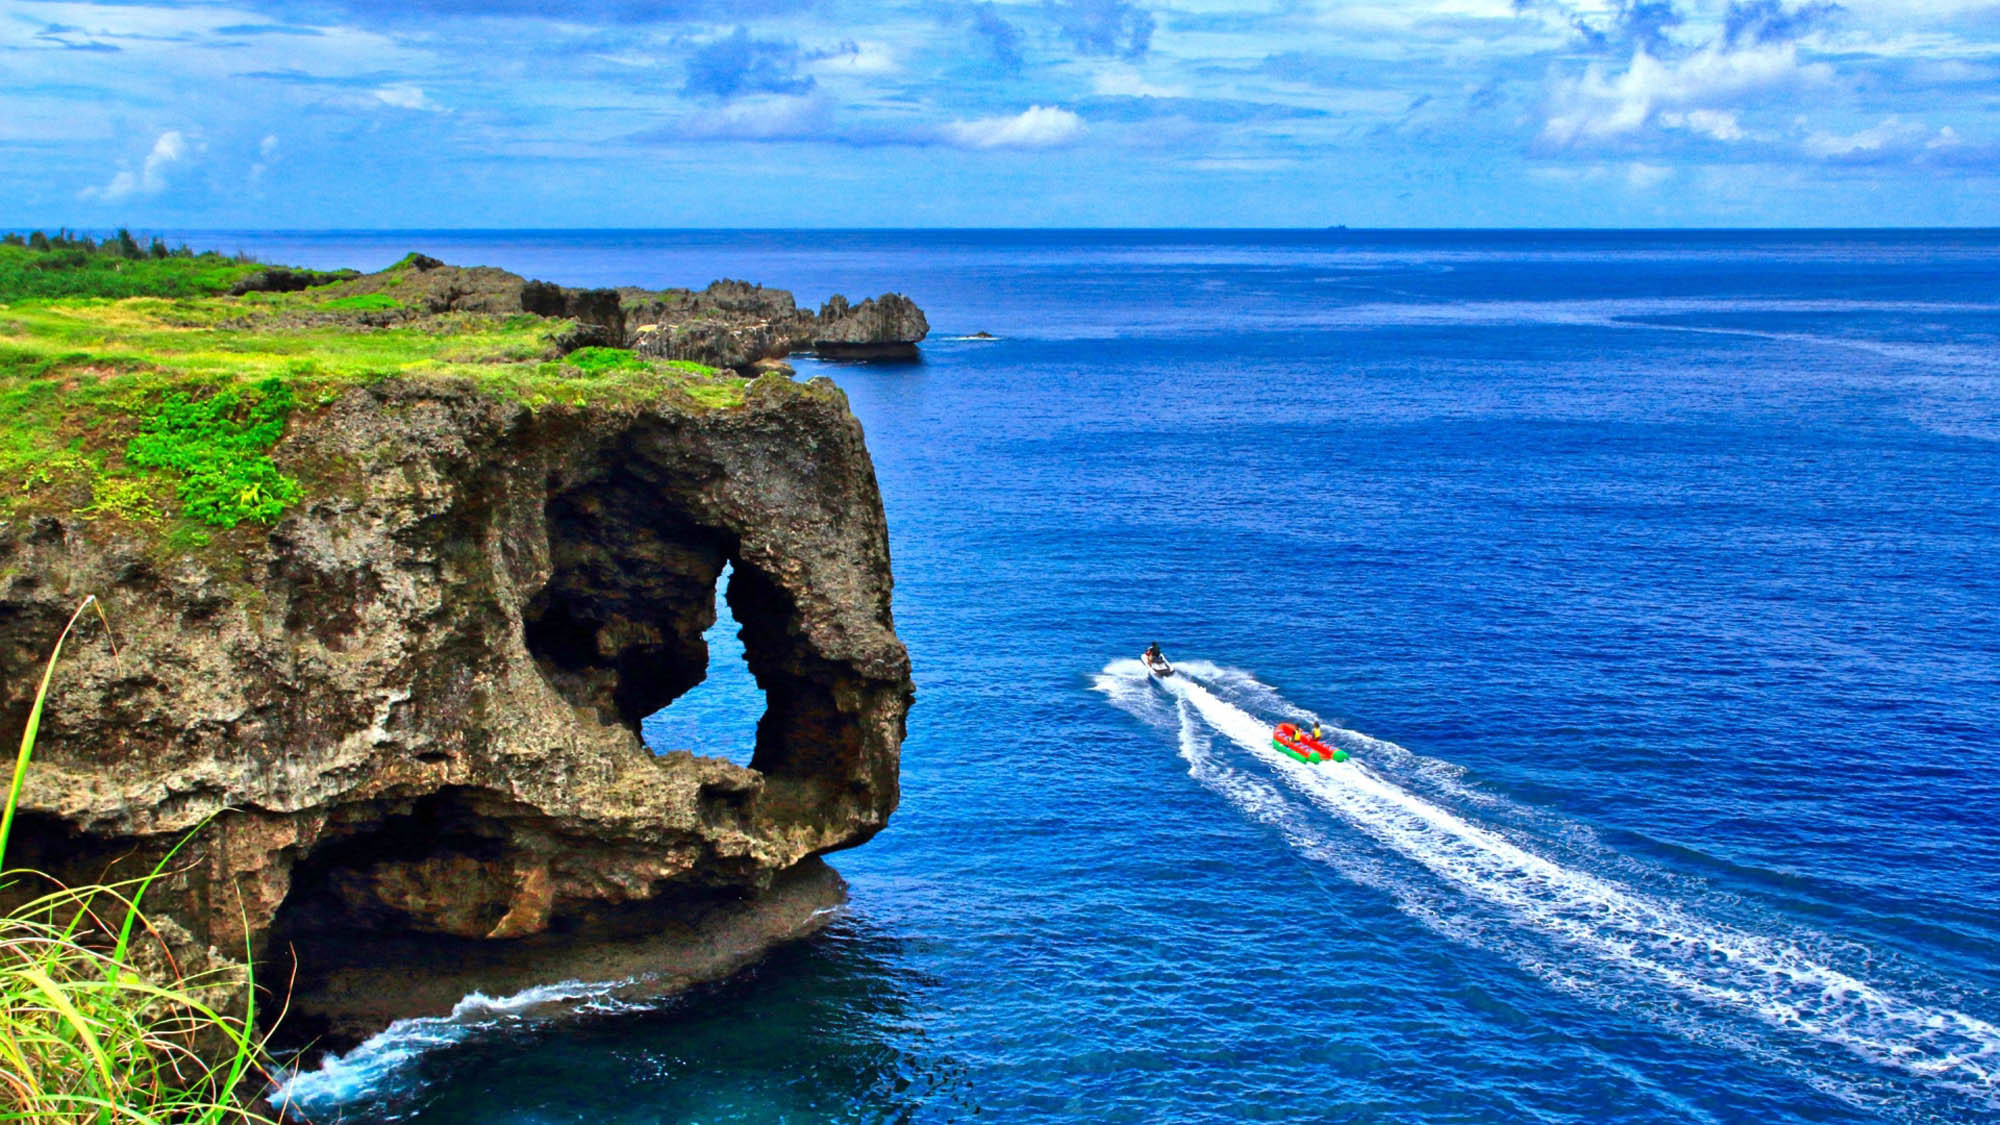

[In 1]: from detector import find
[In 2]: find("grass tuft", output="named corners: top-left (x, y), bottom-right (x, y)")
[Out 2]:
top-left (0, 598), bottom-right (285, 1122)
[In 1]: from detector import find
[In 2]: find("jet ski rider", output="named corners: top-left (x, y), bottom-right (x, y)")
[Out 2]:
top-left (1145, 641), bottom-right (1165, 665)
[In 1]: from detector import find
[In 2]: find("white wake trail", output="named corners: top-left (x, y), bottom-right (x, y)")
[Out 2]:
top-left (1101, 660), bottom-right (2000, 1116)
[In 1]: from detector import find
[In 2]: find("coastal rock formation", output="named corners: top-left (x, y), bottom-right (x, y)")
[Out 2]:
top-left (325, 254), bottom-right (629, 344)
top-left (625, 280), bottom-right (814, 368)
top-left (813, 294), bottom-right (930, 359)
top-left (626, 280), bottom-right (931, 365)
top-left (309, 257), bottom-right (930, 368)
top-left (0, 374), bottom-right (912, 1043)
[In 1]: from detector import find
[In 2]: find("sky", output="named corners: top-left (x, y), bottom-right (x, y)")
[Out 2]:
top-left (3, 0), bottom-right (1998, 227)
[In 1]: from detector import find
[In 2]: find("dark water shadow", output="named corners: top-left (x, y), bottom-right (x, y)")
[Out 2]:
top-left (320, 915), bottom-right (975, 1125)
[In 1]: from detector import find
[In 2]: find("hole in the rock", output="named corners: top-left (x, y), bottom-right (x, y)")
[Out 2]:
top-left (520, 471), bottom-right (833, 788)
top-left (520, 475), bottom-right (733, 732)
top-left (641, 563), bottom-right (761, 768)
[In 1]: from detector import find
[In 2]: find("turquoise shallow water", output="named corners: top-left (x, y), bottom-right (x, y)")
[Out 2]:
top-left (239, 230), bottom-right (2000, 1124)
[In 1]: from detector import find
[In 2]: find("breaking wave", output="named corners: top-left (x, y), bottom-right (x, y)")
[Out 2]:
top-left (275, 977), bottom-right (640, 1119)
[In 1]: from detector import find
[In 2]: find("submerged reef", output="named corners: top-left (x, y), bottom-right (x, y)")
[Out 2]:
top-left (0, 241), bottom-right (916, 1045)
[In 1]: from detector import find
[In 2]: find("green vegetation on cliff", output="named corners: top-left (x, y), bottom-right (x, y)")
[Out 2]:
top-left (125, 379), bottom-right (301, 528)
top-left (0, 236), bottom-right (752, 543)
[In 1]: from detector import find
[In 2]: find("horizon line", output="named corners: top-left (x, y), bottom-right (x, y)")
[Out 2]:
top-left (8, 225), bottom-right (2000, 236)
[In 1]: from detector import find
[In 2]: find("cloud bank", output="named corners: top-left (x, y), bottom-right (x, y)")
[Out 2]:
top-left (3, 0), bottom-right (1994, 225)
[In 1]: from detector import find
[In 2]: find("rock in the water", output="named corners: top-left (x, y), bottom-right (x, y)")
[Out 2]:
top-left (0, 375), bottom-right (912, 1045)
top-left (812, 293), bottom-right (931, 359)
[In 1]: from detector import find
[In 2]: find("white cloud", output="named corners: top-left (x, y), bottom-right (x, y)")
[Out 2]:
top-left (1527, 160), bottom-right (1678, 189)
top-left (1180, 155), bottom-right (1300, 172)
top-left (943, 105), bottom-right (1085, 149)
top-left (374, 84), bottom-right (441, 111)
top-left (1658, 108), bottom-right (1746, 141)
top-left (1092, 65), bottom-right (1189, 99)
top-left (81, 130), bottom-right (191, 201)
top-left (250, 134), bottom-right (279, 188)
top-left (1542, 44), bottom-right (1829, 148)
top-left (678, 94), bottom-right (832, 141)
top-left (1802, 116), bottom-right (1961, 161)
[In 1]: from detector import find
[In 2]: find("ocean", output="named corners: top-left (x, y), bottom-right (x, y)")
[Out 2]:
top-left (223, 230), bottom-right (1998, 1124)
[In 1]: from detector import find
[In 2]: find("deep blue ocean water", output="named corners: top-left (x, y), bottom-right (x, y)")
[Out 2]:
top-left (231, 231), bottom-right (2000, 1124)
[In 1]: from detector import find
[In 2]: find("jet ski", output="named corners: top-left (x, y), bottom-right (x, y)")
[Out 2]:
top-left (1141, 648), bottom-right (1174, 678)
top-left (1273, 722), bottom-right (1348, 764)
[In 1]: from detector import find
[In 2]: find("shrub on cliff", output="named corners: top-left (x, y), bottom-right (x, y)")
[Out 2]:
top-left (0, 239), bottom-right (256, 302)
top-left (0, 599), bottom-right (283, 1122)
top-left (125, 379), bottom-right (304, 528)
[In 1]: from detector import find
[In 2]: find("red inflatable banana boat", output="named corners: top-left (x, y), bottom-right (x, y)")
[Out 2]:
top-left (1273, 723), bottom-right (1349, 764)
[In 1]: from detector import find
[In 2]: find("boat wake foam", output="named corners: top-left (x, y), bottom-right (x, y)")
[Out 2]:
top-left (1093, 658), bottom-right (2000, 1122)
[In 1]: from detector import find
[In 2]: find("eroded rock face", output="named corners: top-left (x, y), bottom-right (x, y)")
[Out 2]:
top-left (0, 375), bottom-right (911, 1040)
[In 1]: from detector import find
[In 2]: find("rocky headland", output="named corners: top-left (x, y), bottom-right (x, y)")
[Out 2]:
top-left (0, 246), bottom-right (919, 1049)
top-left (239, 252), bottom-right (931, 368)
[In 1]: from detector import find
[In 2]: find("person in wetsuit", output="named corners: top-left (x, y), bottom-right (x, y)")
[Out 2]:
top-left (1145, 642), bottom-right (1164, 665)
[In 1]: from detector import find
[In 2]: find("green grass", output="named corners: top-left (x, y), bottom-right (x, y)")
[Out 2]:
top-left (0, 598), bottom-right (282, 1122)
top-left (318, 293), bottom-right (401, 312)
top-left (562, 346), bottom-right (649, 374)
top-left (0, 244), bottom-right (761, 544)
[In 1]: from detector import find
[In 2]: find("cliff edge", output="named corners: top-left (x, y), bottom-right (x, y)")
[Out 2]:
top-left (0, 245), bottom-right (914, 1046)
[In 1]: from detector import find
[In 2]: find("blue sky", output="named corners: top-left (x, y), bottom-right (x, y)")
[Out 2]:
top-left (4, 0), bottom-right (1998, 227)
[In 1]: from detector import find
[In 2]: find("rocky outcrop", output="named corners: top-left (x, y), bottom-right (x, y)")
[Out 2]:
top-left (625, 280), bottom-right (929, 365)
top-left (625, 280), bottom-right (815, 369)
top-left (0, 374), bottom-right (911, 1044)
top-left (813, 294), bottom-right (930, 359)
top-left (329, 255), bottom-right (628, 345)
top-left (227, 266), bottom-right (361, 295)
top-left (311, 256), bottom-right (929, 368)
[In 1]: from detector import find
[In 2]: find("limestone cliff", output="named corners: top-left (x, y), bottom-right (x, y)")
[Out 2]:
top-left (0, 372), bottom-right (912, 1043)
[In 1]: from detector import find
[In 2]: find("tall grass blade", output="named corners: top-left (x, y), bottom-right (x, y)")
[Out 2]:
top-left (0, 596), bottom-right (112, 869)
